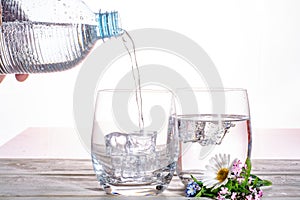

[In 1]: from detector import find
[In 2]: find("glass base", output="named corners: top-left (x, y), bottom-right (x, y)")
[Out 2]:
top-left (101, 183), bottom-right (168, 196)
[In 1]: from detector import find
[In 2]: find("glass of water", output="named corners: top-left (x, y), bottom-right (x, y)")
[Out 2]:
top-left (174, 88), bottom-right (252, 185)
top-left (91, 89), bottom-right (178, 196)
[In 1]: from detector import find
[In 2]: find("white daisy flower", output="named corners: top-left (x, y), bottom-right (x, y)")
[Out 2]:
top-left (200, 153), bottom-right (236, 190)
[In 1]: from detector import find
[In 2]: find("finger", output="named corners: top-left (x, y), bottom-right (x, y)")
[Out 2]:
top-left (15, 74), bottom-right (29, 82)
top-left (0, 75), bottom-right (5, 83)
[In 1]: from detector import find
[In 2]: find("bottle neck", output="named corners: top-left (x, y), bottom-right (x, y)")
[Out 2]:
top-left (96, 11), bottom-right (123, 39)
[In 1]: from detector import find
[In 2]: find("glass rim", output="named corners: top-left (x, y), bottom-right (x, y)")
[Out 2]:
top-left (175, 87), bottom-right (247, 92)
top-left (96, 88), bottom-right (174, 93)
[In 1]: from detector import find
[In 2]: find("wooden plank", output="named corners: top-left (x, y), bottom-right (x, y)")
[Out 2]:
top-left (1, 198), bottom-right (300, 200)
top-left (0, 159), bottom-right (299, 198)
top-left (1, 174), bottom-right (299, 198)
top-left (1, 159), bottom-right (298, 175)
top-left (0, 159), bottom-right (94, 175)
top-left (252, 159), bottom-right (300, 174)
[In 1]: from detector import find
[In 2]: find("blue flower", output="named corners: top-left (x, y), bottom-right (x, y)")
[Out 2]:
top-left (185, 181), bottom-right (200, 197)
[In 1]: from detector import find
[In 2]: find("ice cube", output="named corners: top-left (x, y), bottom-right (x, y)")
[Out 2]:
top-left (121, 155), bottom-right (138, 178)
top-left (200, 121), bottom-right (234, 145)
top-left (179, 120), bottom-right (205, 142)
top-left (126, 132), bottom-right (157, 154)
top-left (179, 119), bottom-right (234, 145)
top-left (105, 131), bottom-right (158, 180)
top-left (105, 132), bottom-right (128, 155)
top-left (105, 132), bottom-right (157, 155)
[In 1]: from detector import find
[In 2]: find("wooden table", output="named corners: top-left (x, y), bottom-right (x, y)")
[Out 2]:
top-left (0, 159), bottom-right (299, 199)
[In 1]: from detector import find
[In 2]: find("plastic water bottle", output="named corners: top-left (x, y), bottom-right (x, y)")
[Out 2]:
top-left (0, 0), bottom-right (123, 74)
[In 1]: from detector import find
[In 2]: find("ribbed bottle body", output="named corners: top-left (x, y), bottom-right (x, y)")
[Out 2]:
top-left (0, 21), bottom-right (99, 73)
top-left (0, 0), bottom-right (122, 73)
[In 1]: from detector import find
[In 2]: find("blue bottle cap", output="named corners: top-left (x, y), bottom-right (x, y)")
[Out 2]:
top-left (97, 11), bottom-right (123, 39)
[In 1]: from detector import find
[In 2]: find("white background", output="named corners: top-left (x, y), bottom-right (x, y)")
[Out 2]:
top-left (0, 0), bottom-right (299, 157)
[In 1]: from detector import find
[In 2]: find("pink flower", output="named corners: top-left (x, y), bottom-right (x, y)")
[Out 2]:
top-left (237, 177), bottom-right (244, 184)
top-left (234, 160), bottom-right (242, 166)
top-left (231, 192), bottom-right (237, 200)
top-left (248, 176), bottom-right (253, 184)
top-left (232, 160), bottom-right (243, 176)
top-left (246, 194), bottom-right (253, 200)
top-left (219, 187), bottom-right (229, 195)
top-left (249, 186), bottom-right (254, 192)
top-left (257, 189), bottom-right (263, 197)
top-left (217, 194), bottom-right (226, 200)
top-left (252, 188), bottom-right (263, 200)
top-left (254, 194), bottom-right (261, 200)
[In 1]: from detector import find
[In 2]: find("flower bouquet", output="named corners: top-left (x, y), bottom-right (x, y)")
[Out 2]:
top-left (185, 154), bottom-right (272, 200)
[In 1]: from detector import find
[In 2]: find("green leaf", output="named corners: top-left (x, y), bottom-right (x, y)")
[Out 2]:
top-left (195, 188), bottom-right (203, 197)
top-left (203, 193), bottom-right (216, 198)
top-left (250, 174), bottom-right (261, 180)
top-left (253, 177), bottom-right (259, 187)
top-left (245, 157), bottom-right (252, 176)
top-left (250, 174), bottom-right (272, 187)
top-left (191, 175), bottom-right (203, 186)
top-left (262, 179), bottom-right (272, 186)
top-left (241, 157), bottom-right (252, 188)
top-left (225, 179), bottom-right (233, 191)
top-left (211, 187), bottom-right (219, 194)
top-left (234, 181), bottom-right (239, 190)
top-left (191, 175), bottom-right (197, 181)
top-left (241, 178), bottom-right (248, 188)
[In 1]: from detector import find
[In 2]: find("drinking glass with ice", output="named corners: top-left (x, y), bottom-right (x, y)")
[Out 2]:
top-left (91, 89), bottom-right (178, 196)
